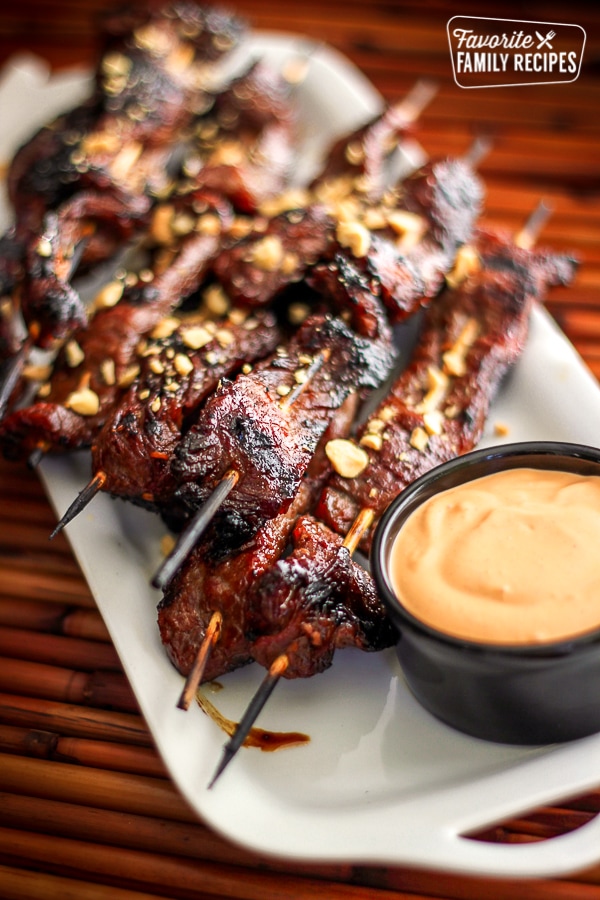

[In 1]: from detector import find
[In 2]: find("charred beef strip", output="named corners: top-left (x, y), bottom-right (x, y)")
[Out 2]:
top-left (211, 152), bottom-right (484, 328)
top-left (92, 308), bottom-right (281, 512)
top-left (181, 60), bottom-right (299, 214)
top-left (309, 155), bottom-right (484, 324)
top-left (8, 2), bottom-right (246, 224)
top-left (316, 227), bottom-right (579, 548)
top-left (0, 192), bottom-right (234, 459)
top-left (247, 514), bottom-right (396, 678)
top-left (158, 394), bottom-right (359, 682)
top-left (20, 191), bottom-right (151, 349)
top-left (171, 309), bottom-right (396, 542)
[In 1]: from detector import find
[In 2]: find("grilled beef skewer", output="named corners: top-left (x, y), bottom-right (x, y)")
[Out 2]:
top-left (158, 393), bottom-right (360, 687)
top-left (212, 150), bottom-right (484, 325)
top-left (316, 227), bottom-right (579, 548)
top-left (8, 2), bottom-right (245, 230)
top-left (73, 307), bottom-right (281, 521)
top-left (205, 215), bottom-right (577, 786)
top-left (162, 308), bottom-right (395, 558)
top-left (0, 191), bottom-right (234, 461)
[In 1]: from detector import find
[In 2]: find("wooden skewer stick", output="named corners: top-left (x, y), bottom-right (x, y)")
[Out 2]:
top-left (151, 469), bottom-right (239, 590)
top-left (207, 506), bottom-right (375, 789)
top-left (177, 611), bottom-right (222, 711)
top-left (50, 471), bottom-right (107, 539)
top-left (0, 339), bottom-right (30, 420)
top-left (514, 199), bottom-right (553, 249)
top-left (207, 653), bottom-right (289, 789)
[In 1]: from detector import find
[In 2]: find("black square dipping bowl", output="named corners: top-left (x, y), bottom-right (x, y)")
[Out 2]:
top-left (371, 441), bottom-right (600, 745)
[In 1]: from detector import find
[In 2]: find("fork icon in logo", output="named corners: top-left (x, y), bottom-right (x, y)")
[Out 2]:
top-left (536, 29), bottom-right (556, 49)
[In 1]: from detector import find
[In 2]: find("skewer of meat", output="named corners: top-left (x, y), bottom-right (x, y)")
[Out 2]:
top-left (50, 306), bottom-right (282, 535)
top-left (205, 207), bottom-right (578, 786)
top-left (0, 191), bottom-right (234, 461)
top-left (149, 146), bottom-right (484, 585)
top-left (158, 392), bottom-right (361, 706)
top-left (0, 3), bottom-right (249, 408)
top-left (152, 304), bottom-right (396, 588)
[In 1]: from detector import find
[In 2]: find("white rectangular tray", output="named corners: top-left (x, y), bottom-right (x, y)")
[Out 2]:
top-left (4, 33), bottom-right (600, 879)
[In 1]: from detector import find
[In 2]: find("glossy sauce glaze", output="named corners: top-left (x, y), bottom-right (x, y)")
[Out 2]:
top-left (389, 467), bottom-right (600, 645)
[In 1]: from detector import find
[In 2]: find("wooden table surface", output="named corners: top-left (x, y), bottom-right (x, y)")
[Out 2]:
top-left (1, 1), bottom-right (600, 898)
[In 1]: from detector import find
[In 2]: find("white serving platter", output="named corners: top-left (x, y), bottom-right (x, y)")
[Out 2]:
top-left (3, 33), bottom-right (600, 880)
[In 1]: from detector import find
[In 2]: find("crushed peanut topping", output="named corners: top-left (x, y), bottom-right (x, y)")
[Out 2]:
top-left (160, 533), bottom-right (176, 557)
top-left (150, 317), bottom-right (180, 340)
top-left (442, 317), bottom-right (480, 377)
top-left (203, 284), bottom-right (229, 317)
top-left (150, 396), bottom-right (161, 413)
top-left (423, 410), bottom-right (445, 436)
top-left (345, 140), bottom-right (365, 165)
top-left (336, 220), bottom-right (371, 258)
top-left (415, 366), bottom-right (449, 415)
top-left (288, 303), bottom-right (310, 326)
top-left (36, 237), bottom-right (53, 257)
top-left (173, 353), bottom-right (194, 377)
top-left (151, 204), bottom-right (175, 244)
top-left (171, 212), bottom-right (196, 236)
top-left (117, 364), bottom-right (140, 388)
top-left (204, 351), bottom-right (218, 365)
top-left (149, 358), bottom-right (165, 375)
top-left (241, 363), bottom-right (252, 374)
top-left (37, 382), bottom-right (52, 398)
top-left (197, 213), bottom-right (222, 236)
top-left (23, 363), bottom-right (52, 382)
top-left (387, 210), bottom-right (426, 251)
top-left (138, 388), bottom-right (150, 400)
top-left (94, 279), bottom-right (124, 310)
top-left (228, 307), bottom-right (247, 325)
top-left (494, 421), bottom-right (510, 437)
top-left (258, 189), bottom-right (311, 217)
top-left (379, 405), bottom-right (396, 422)
top-left (446, 245), bottom-right (481, 289)
top-left (215, 328), bottom-right (234, 348)
top-left (248, 235), bottom-right (285, 271)
top-left (325, 439), bottom-right (370, 478)
top-left (65, 386), bottom-right (100, 416)
top-left (409, 426), bottom-right (430, 451)
top-left (276, 384), bottom-right (291, 397)
top-left (364, 417), bottom-right (385, 435)
top-left (100, 359), bottom-right (116, 386)
top-left (294, 368), bottom-right (308, 385)
top-left (65, 340), bottom-right (85, 368)
top-left (165, 381), bottom-right (180, 392)
top-left (359, 432), bottom-right (383, 451)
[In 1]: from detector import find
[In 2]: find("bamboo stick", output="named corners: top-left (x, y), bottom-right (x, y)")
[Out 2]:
top-left (0, 826), bottom-right (423, 900)
top-left (0, 658), bottom-right (138, 711)
top-left (0, 755), bottom-right (198, 824)
top-left (0, 626), bottom-right (121, 671)
top-left (0, 693), bottom-right (152, 746)
top-left (0, 864), bottom-right (173, 900)
top-left (0, 725), bottom-right (166, 777)
top-left (0, 568), bottom-right (95, 606)
top-left (0, 599), bottom-right (110, 642)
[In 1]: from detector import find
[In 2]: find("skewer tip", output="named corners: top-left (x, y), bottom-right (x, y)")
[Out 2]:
top-left (207, 654), bottom-right (289, 789)
top-left (177, 610), bottom-right (222, 711)
top-left (50, 470), bottom-right (106, 539)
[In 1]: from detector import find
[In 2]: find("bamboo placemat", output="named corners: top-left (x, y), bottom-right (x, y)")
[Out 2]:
top-left (1, 1), bottom-right (600, 897)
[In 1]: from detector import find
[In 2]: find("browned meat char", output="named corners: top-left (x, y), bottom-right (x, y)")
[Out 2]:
top-left (248, 514), bottom-right (396, 678)
top-left (158, 395), bottom-right (359, 681)
top-left (316, 227), bottom-right (579, 547)
top-left (92, 309), bottom-right (281, 510)
top-left (171, 311), bottom-right (396, 536)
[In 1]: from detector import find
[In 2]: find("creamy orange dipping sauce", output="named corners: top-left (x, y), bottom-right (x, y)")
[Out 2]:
top-left (389, 467), bottom-right (600, 645)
